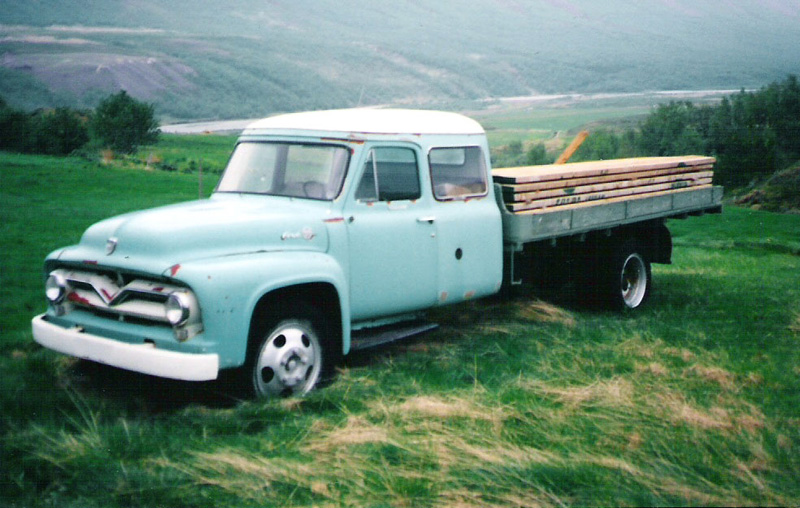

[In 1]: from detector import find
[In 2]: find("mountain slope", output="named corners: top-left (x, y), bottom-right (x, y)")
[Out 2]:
top-left (1, 0), bottom-right (799, 120)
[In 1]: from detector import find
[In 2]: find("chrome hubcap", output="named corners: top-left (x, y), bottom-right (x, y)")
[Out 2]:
top-left (620, 253), bottom-right (647, 308)
top-left (254, 321), bottom-right (320, 397)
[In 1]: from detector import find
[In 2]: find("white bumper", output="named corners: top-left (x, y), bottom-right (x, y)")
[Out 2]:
top-left (32, 314), bottom-right (219, 381)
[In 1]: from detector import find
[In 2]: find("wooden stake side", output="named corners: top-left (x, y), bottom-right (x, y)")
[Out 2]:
top-left (500, 164), bottom-right (714, 194)
top-left (492, 156), bottom-right (716, 184)
top-left (507, 171), bottom-right (714, 203)
top-left (508, 178), bottom-right (714, 212)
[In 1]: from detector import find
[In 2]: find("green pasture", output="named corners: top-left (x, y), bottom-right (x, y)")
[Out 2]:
top-left (1, 134), bottom-right (799, 507)
top-left (472, 91), bottom-right (732, 149)
top-left (142, 134), bottom-right (237, 174)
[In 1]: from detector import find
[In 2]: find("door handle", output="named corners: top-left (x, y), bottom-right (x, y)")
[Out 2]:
top-left (417, 216), bottom-right (436, 224)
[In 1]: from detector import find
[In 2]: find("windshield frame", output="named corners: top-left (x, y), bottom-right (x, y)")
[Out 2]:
top-left (215, 141), bottom-right (352, 201)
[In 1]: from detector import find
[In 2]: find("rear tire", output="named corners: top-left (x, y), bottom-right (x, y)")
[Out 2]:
top-left (606, 240), bottom-right (651, 311)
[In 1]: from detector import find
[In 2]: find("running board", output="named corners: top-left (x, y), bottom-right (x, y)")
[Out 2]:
top-left (350, 321), bottom-right (439, 351)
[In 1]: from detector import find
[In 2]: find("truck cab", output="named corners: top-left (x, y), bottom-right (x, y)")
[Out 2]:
top-left (32, 109), bottom-right (503, 397)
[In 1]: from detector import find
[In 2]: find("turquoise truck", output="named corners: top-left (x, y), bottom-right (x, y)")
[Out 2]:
top-left (32, 109), bottom-right (723, 397)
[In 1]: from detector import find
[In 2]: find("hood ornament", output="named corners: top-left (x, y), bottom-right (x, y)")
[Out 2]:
top-left (105, 237), bottom-right (118, 255)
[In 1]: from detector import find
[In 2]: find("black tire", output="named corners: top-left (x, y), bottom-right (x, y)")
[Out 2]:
top-left (605, 239), bottom-right (652, 311)
top-left (245, 305), bottom-right (331, 398)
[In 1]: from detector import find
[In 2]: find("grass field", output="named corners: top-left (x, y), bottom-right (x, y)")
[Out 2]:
top-left (1, 133), bottom-right (799, 507)
top-left (474, 103), bottom-right (650, 148)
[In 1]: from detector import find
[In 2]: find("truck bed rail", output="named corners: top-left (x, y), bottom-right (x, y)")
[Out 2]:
top-left (497, 184), bottom-right (724, 247)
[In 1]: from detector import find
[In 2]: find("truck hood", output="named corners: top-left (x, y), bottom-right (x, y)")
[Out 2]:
top-left (59, 194), bottom-right (331, 273)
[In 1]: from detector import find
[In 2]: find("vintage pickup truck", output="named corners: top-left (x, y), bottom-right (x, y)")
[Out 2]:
top-left (32, 109), bottom-right (723, 397)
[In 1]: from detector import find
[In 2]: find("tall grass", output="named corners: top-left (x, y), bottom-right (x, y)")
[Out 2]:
top-left (1, 136), bottom-right (799, 507)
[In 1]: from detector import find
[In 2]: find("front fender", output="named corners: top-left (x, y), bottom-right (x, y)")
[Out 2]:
top-left (170, 251), bottom-right (350, 369)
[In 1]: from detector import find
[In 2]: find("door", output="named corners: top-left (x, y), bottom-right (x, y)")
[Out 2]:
top-left (345, 145), bottom-right (439, 321)
top-left (427, 145), bottom-right (503, 303)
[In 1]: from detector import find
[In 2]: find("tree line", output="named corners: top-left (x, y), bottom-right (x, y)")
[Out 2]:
top-left (497, 75), bottom-right (800, 187)
top-left (0, 91), bottom-right (159, 156)
top-left (4, 76), bottom-right (798, 189)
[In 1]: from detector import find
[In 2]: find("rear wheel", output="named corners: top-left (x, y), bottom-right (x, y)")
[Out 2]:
top-left (607, 240), bottom-right (651, 311)
top-left (249, 314), bottom-right (326, 398)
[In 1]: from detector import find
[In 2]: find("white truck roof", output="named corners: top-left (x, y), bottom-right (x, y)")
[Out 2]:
top-left (244, 108), bottom-right (485, 136)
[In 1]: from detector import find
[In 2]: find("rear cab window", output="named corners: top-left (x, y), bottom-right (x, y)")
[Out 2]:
top-left (428, 146), bottom-right (488, 200)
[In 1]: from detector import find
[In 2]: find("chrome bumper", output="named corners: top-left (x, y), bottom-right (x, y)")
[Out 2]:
top-left (32, 314), bottom-right (219, 381)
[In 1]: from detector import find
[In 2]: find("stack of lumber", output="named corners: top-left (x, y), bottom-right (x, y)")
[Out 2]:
top-left (492, 156), bottom-right (715, 214)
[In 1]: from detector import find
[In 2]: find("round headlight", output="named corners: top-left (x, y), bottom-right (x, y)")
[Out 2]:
top-left (45, 273), bottom-right (68, 304)
top-left (165, 292), bottom-right (191, 326)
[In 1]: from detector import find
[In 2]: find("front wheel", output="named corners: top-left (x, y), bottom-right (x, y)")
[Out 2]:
top-left (607, 241), bottom-right (651, 311)
top-left (251, 317), bottom-right (325, 398)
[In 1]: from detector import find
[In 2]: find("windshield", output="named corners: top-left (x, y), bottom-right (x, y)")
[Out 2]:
top-left (217, 142), bottom-right (350, 200)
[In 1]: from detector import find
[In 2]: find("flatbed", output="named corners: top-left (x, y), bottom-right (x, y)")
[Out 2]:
top-left (498, 184), bottom-right (724, 246)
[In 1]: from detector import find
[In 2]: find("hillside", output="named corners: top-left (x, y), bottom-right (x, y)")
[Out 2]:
top-left (736, 163), bottom-right (800, 213)
top-left (1, 0), bottom-right (799, 120)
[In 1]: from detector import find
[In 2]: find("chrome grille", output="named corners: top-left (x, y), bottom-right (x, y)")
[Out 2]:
top-left (51, 268), bottom-right (193, 325)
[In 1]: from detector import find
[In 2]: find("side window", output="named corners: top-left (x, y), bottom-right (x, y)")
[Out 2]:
top-left (355, 147), bottom-right (421, 202)
top-left (429, 146), bottom-right (488, 200)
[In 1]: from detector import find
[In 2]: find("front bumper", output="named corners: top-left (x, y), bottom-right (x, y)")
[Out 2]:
top-left (32, 314), bottom-right (219, 381)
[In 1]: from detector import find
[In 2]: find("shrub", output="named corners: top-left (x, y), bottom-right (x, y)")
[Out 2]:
top-left (0, 102), bottom-right (89, 155)
top-left (90, 91), bottom-right (159, 154)
top-left (526, 143), bottom-right (553, 165)
top-left (30, 108), bottom-right (90, 156)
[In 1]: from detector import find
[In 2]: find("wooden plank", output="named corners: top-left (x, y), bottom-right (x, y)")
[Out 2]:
top-left (508, 171), bottom-right (714, 203)
top-left (512, 185), bottom-right (715, 215)
top-left (508, 178), bottom-right (714, 212)
top-left (499, 164), bottom-right (714, 194)
top-left (511, 178), bottom-right (713, 211)
top-left (492, 156), bottom-right (716, 184)
top-left (555, 130), bottom-right (589, 164)
top-left (494, 156), bottom-right (715, 184)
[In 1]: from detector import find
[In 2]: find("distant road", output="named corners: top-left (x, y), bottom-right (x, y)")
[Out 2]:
top-left (491, 89), bottom-right (741, 104)
top-left (161, 90), bottom-right (740, 134)
top-left (160, 119), bottom-right (258, 135)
